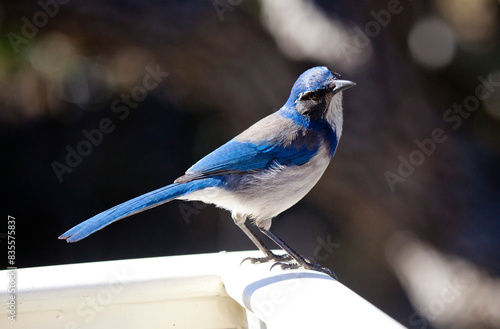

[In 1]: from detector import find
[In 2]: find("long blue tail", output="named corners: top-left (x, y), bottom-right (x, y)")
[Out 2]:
top-left (59, 179), bottom-right (219, 242)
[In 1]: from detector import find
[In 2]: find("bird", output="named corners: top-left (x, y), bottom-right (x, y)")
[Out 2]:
top-left (59, 66), bottom-right (355, 277)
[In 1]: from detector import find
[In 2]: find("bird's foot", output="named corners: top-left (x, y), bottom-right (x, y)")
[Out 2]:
top-left (241, 252), bottom-right (292, 265)
top-left (270, 260), bottom-right (338, 280)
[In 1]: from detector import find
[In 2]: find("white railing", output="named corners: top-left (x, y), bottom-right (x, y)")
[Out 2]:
top-left (0, 250), bottom-right (406, 328)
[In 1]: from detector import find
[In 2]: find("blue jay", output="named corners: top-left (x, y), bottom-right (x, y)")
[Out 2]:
top-left (59, 66), bottom-right (355, 277)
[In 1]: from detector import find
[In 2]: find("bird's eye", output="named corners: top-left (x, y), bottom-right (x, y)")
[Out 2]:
top-left (301, 92), bottom-right (319, 101)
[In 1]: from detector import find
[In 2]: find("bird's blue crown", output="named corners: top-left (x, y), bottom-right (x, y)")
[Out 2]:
top-left (286, 66), bottom-right (339, 105)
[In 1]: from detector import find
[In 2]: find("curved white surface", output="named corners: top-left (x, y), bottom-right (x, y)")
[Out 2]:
top-left (0, 250), bottom-right (406, 329)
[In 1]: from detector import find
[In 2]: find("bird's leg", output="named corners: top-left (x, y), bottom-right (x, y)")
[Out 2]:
top-left (232, 214), bottom-right (291, 263)
top-left (259, 227), bottom-right (337, 279)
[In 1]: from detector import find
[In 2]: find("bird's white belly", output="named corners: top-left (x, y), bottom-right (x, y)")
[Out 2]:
top-left (180, 143), bottom-right (332, 228)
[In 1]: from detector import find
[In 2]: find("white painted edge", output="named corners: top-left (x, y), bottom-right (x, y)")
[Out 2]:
top-left (0, 250), bottom-right (406, 329)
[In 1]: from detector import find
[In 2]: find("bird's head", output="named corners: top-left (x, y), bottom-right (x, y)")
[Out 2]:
top-left (285, 66), bottom-right (355, 137)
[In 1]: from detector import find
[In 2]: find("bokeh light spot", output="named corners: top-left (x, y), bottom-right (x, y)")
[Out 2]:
top-left (408, 17), bottom-right (456, 70)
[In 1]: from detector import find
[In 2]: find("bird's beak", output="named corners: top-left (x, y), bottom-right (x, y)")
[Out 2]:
top-left (332, 80), bottom-right (356, 94)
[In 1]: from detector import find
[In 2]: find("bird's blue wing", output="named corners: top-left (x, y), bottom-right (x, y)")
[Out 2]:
top-left (175, 139), bottom-right (319, 183)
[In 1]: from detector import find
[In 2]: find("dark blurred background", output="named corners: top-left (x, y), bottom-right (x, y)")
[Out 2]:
top-left (1, 0), bottom-right (500, 328)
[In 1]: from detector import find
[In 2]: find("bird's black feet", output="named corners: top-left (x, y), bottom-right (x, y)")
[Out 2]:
top-left (270, 260), bottom-right (338, 280)
top-left (241, 252), bottom-right (292, 265)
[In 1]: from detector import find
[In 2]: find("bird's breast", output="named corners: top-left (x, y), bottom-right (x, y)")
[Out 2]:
top-left (181, 142), bottom-right (332, 223)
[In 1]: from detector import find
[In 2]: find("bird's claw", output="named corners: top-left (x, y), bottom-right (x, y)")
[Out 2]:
top-left (269, 259), bottom-right (338, 280)
top-left (240, 253), bottom-right (292, 265)
top-left (270, 261), bottom-right (299, 271)
top-left (241, 253), bottom-right (337, 279)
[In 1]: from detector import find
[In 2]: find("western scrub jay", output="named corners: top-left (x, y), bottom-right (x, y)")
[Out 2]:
top-left (59, 66), bottom-right (355, 277)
